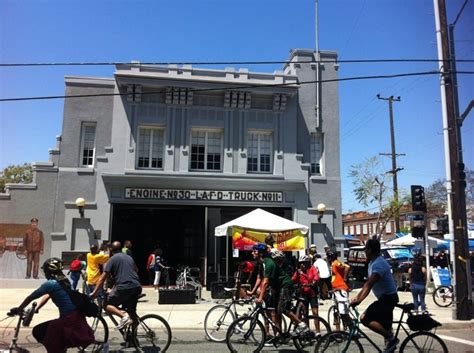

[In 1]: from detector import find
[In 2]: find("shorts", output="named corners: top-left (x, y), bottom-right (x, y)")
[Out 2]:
top-left (265, 289), bottom-right (278, 310)
top-left (334, 290), bottom-right (349, 315)
top-left (362, 293), bottom-right (399, 330)
top-left (277, 287), bottom-right (293, 315)
top-left (107, 286), bottom-right (142, 314)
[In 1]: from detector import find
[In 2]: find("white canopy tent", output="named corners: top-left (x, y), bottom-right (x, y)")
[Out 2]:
top-left (386, 234), bottom-right (448, 249)
top-left (214, 208), bottom-right (309, 279)
top-left (215, 208), bottom-right (309, 236)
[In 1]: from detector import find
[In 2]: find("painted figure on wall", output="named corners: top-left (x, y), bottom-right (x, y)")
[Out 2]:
top-left (24, 218), bottom-right (44, 279)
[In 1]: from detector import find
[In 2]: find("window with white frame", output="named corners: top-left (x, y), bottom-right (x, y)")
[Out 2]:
top-left (247, 131), bottom-right (272, 173)
top-left (190, 130), bottom-right (222, 171)
top-left (80, 123), bottom-right (96, 167)
top-left (310, 134), bottom-right (323, 174)
top-left (137, 126), bottom-right (164, 169)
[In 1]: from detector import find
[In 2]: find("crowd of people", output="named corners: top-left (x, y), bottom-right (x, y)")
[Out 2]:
top-left (9, 225), bottom-right (437, 353)
top-left (237, 238), bottom-right (405, 353)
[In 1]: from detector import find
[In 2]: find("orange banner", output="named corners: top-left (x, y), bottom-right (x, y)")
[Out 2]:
top-left (231, 226), bottom-right (305, 251)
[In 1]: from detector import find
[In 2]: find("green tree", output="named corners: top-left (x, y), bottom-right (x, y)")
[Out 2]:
top-left (349, 156), bottom-right (409, 239)
top-left (426, 169), bottom-right (474, 223)
top-left (0, 163), bottom-right (33, 192)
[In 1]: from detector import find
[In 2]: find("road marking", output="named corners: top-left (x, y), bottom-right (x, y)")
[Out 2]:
top-left (437, 334), bottom-right (474, 346)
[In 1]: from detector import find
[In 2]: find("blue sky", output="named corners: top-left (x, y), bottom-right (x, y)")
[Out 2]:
top-left (0, 0), bottom-right (472, 213)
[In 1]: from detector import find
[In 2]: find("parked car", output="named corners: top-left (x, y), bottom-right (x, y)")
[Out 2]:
top-left (347, 245), bottom-right (414, 289)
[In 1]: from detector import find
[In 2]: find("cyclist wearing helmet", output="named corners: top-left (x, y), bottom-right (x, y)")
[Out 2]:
top-left (253, 243), bottom-right (308, 335)
top-left (292, 255), bottom-right (322, 336)
top-left (10, 258), bottom-right (95, 352)
top-left (91, 241), bottom-right (142, 330)
top-left (246, 243), bottom-right (266, 297)
top-left (328, 251), bottom-right (352, 331)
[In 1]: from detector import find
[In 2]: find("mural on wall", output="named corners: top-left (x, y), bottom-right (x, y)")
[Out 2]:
top-left (0, 220), bottom-right (43, 279)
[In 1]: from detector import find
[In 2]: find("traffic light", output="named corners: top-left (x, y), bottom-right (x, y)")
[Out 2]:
top-left (411, 185), bottom-right (427, 212)
top-left (412, 225), bottom-right (425, 238)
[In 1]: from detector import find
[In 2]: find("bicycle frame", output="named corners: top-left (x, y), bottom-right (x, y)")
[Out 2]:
top-left (244, 303), bottom-right (297, 345)
top-left (341, 305), bottom-right (428, 353)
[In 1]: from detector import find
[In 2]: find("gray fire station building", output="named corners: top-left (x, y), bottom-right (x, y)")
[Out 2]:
top-left (0, 49), bottom-right (342, 284)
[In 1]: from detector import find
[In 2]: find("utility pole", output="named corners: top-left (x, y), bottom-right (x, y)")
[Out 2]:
top-left (377, 94), bottom-right (404, 233)
top-left (433, 0), bottom-right (471, 320)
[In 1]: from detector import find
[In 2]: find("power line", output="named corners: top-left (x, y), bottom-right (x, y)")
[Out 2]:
top-left (0, 59), bottom-right (473, 67)
top-left (1, 70), bottom-right (473, 103)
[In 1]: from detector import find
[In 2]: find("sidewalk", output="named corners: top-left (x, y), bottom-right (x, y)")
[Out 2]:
top-left (0, 281), bottom-right (473, 331)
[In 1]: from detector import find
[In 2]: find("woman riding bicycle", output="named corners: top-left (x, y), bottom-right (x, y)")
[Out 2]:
top-left (9, 257), bottom-right (95, 353)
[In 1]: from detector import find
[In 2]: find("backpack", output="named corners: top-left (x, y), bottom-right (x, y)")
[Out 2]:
top-left (67, 290), bottom-right (99, 317)
top-left (70, 259), bottom-right (82, 272)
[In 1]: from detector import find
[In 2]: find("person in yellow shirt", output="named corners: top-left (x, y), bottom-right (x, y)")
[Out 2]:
top-left (86, 244), bottom-right (109, 298)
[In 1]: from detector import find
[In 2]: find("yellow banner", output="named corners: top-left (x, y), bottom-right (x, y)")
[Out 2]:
top-left (231, 226), bottom-right (305, 251)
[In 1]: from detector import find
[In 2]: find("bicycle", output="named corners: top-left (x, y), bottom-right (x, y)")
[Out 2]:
top-left (314, 302), bottom-right (448, 353)
top-left (4, 302), bottom-right (103, 353)
top-left (432, 285), bottom-right (453, 307)
top-left (226, 295), bottom-right (330, 353)
top-left (88, 292), bottom-right (172, 352)
top-left (176, 266), bottom-right (201, 289)
top-left (15, 241), bottom-right (27, 260)
top-left (327, 290), bottom-right (355, 332)
top-left (204, 287), bottom-right (254, 342)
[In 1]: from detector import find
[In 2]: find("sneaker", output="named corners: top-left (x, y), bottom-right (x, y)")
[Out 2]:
top-left (383, 337), bottom-right (399, 353)
top-left (294, 322), bottom-right (309, 336)
top-left (116, 314), bottom-right (132, 329)
top-left (264, 335), bottom-right (275, 347)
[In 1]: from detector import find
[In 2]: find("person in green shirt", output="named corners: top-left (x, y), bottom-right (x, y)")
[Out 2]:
top-left (253, 243), bottom-right (308, 336)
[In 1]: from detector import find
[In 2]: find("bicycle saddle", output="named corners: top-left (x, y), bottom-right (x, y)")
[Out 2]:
top-left (395, 302), bottom-right (415, 312)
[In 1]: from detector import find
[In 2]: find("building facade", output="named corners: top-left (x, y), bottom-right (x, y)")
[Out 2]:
top-left (0, 49), bottom-right (342, 284)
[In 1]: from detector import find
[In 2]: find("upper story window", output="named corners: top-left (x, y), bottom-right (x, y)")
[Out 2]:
top-left (190, 130), bottom-right (222, 171)
top-left (80, 123), bottom-right (96, 167)
top-left (310, 133), bottom-right (323, 174)
top-left (247, 131), bottom-right (272, 173)
top-left (137, 126), bottom-right (165, 169)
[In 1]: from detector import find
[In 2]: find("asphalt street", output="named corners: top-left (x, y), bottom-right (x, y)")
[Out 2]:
top-left (1, 328), bottom-right (474, 352)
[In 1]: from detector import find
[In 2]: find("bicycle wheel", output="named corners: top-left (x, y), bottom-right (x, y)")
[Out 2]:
top-left (84, 315), bottom-right (109, 352)
top-left (313, 331), bottom-right (363, 353)
top-left (226, 316), bottom-right (265, 353)
top-left (432, 286), bottom-right (453, 307)
top-left (328, 305), bottom-right (351, 331)
top-left (294, 315), bottom-right (331, 352)
top-left (133, 313), bottom-right (172, 352)
top-left (204, 304), bottom-right (236, 342)
top-left (399, 331), bottom-right (448, 353)
top-left (16, 243), bottom-right (27, 260)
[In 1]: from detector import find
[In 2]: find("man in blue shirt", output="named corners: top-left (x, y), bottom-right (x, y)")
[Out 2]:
top-left (350, 238), bottom-right (399, 353)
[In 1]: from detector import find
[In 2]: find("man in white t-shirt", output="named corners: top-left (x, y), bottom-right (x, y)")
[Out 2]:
top-left (314, 254), bottom-right (332, 299)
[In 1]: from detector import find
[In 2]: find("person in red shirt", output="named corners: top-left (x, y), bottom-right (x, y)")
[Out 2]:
top-left (329, 252), bottom-right (352, 331)
top-left (292, 255), bottom-right (322, 336)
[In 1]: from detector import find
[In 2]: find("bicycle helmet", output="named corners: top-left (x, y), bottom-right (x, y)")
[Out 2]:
top-left (41, 257), bottom-right (64, 279)
top-left (252, 243), bottom-right (268, 254)
top-left (298, 255), bottom-right (311, 263)
top-left (270, 249), bottom-right (285, 260)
